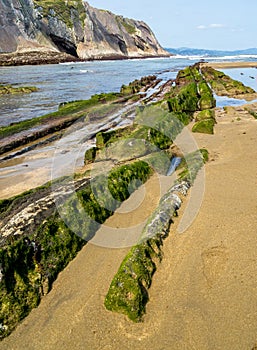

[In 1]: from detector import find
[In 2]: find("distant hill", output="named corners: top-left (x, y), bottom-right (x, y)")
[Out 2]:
top-left (166, 47), bottom-right (257, 56)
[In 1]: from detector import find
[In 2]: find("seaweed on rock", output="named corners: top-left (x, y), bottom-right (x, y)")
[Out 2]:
top-left (192, 119), bottom-right (216, 135)
top-left (0, 160), bottom-right (152, 338)
top-left (165, 64), bottom-right (216, 118)
top-left (201, 66), bottom-right (255, 96)
top-left (104, 149), bottom-right (209, 322)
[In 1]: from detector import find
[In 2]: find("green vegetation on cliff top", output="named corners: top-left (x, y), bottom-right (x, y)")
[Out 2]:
top-left (34, 0), bottom-right (86, 28)
top-left (116, 16), bottom-right (136, 35)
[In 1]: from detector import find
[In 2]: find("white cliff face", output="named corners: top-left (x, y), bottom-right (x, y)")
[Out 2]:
top-left (0, 0), bottom-right (169, 59)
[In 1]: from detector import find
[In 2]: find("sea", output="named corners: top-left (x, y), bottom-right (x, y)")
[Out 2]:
top-left (0, 54), bottom-right (257, 127)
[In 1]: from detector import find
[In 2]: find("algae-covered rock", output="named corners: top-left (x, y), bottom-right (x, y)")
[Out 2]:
top-left (0, 84), bottom-right (38, 95)
top-left (166, 64), bottom-right (215, 115)
top-left (192, 118), bottom-right (215, 134)
top-left (168, 82), bottom-right (199, 113)
top-left (197, 81), bottom-right (216, 110)
top-left (120, 76), bottom-right (157, 96)
top-left (201, 66), bottom-right (255, 96)
top-left (0, 160), bottom-right (152, 339)
top-left (104, 241), bottom-right (158, 322)
top-left (104, 181), bottom-right (191, 322)
top-left (84, 147), bottom-right (97, 165)
top-left (195, 109), bottom-right (215, 122)
top-left (95, 126), bottom-right (135, 149)
top-left (177, 149), bottom-right (209, 183)
top-left (175, 64), bottom-right (202, 85)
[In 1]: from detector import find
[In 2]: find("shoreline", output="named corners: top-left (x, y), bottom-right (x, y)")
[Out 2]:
top-left (1, 62), bottom-right (257, 345)
top-left (0, 51), bottom-right (171, 67)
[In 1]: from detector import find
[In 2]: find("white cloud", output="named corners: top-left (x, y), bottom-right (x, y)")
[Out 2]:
top-left (197, 25), bottom-right (207, 30)
top-left (209, 23), bottom-right (225, 28)
top-left (197, 23), bottom-right (226, 30)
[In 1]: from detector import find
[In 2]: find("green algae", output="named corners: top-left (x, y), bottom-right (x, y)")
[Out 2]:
top-left (195, 109), bottom-right (215, 122)
top-left (0, 160), bottom-right (153, 338)
top-left (175, 148), bottom-right (209, 184)
top-left (104, 149), bottom-right (208, 322)
top-left (192, 118), bottom-right (215, 134)
top-left (246, 109), bottom-right (257, 119)
top-left (166, 64), bottom-right (215, 115)
top-left (120, 75), bottom-right (157, 95)
top-left (84, 147), bottom-right (97, 165)
top-left (0, 84), bottom-right (38, 95)
top-left (104, 240), bottom-right (159, 322)
top-left (0, 93), bottom-right (120, 139)
top-left (197, 81), bottom-right (216, 110)
top-left (167, 82), bottom-right (199, 113)
top-left (201, 66), bottom-right (255, 96)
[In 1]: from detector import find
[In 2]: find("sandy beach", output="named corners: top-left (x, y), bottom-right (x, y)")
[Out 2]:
top-left (1, 98), bottom-right (257, 349)
top-left (201, 61), bottom-right (257, 69)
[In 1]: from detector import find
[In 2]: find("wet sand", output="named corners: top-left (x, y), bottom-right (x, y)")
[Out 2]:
top-left (201, 61), bottom-right (257, 69)
top-left (1, 103), bottom-right (257, 349)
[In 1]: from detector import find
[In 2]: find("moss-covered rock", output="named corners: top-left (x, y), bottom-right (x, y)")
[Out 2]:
top-left (95, 126), bottom-right (135, 149)
top-left (104, 149), bottom-right (208, 322)
top-left (197, 81), bottom-right (216, 110)
top-left (175, 64), bottom-right (202, 85)
top-left (84, 147), bottom-right (97, 165)
top-left (0, 84), bottom-right (38, 95)
top-left (195, 109), bottom-right (215, 122)
top-left (120, 75), bottom-right (157, 96)
top-left (168, 82), bottom-right (199, 113)
top-left (247, 109), bottom-right (257, 119)
top-left (104, 181), bottom-right (193, 322)
top-left (201, 66), bottom-right (255, 96)
top-left (177, 149), bottom-right (209, 183)
top-left (166, 65), bottom-right (215, 116)
top-left (104, 241), bottom-right (158, 321)
top-left (192, 118), bottom-right (215, 134)
top-left (0, 160), bottom-right (153, 338)
top-left (0, 92), bottom-right (121, 140)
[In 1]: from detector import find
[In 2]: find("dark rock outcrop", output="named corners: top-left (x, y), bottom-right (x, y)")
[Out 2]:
top-left (0, 0), bottom-right (169, 63)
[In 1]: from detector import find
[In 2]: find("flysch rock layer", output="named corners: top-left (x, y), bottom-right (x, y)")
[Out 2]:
top-left (0, 0), bottom-right (169, 62)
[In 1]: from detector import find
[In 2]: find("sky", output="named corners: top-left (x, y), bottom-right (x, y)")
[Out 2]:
top-left (88, 0), bottom-right (257, 51)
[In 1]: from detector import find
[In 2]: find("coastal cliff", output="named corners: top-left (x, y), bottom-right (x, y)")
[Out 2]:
top-left (0, 0), bottom-right (169, 62)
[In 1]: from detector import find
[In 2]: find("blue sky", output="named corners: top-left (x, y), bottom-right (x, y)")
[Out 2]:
top-left (88, 0), bottom-right (257, 50)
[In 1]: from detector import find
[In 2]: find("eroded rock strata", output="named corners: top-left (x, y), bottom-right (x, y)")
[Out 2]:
top-left (0, 65), bottom-right (256, 338)
top-left (0, 0), bottom-right (169, 65)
